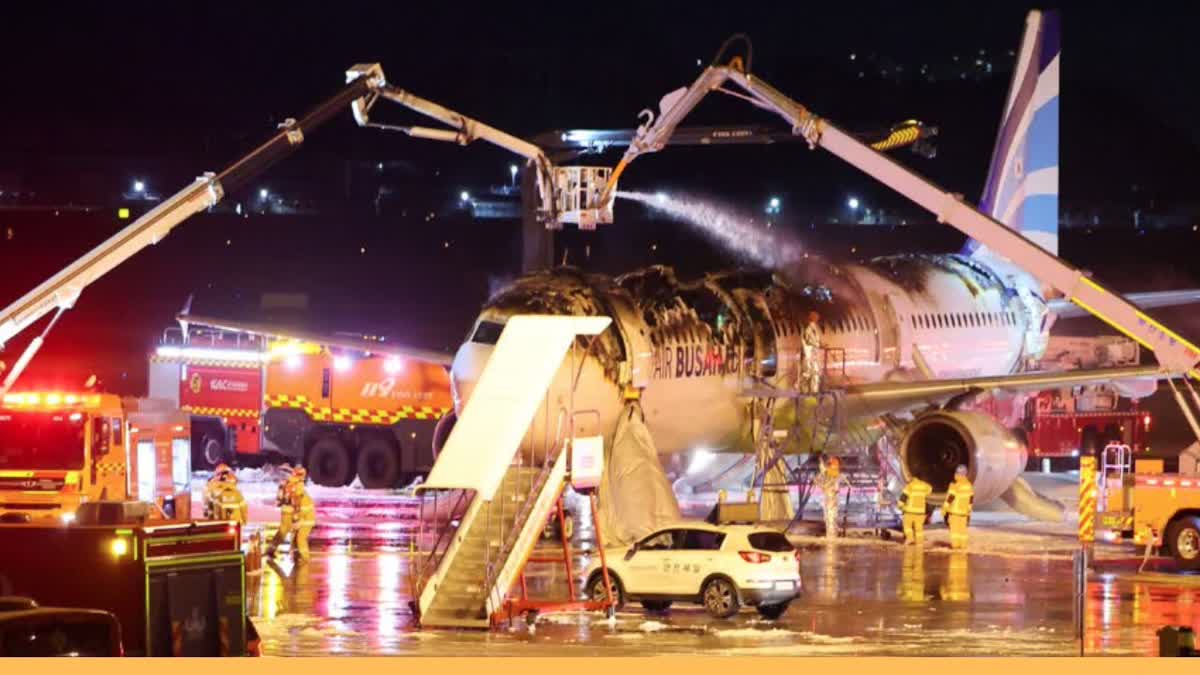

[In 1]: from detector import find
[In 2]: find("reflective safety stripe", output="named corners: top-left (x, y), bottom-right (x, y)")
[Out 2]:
top-left (94, 462), bottom-right (125, 474)
top-left (264, 393), bottom-right (450, 424)
top-left (183, 405), bottom-right (258, 419)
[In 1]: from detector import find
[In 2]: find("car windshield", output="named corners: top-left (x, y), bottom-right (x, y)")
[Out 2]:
top-left (748, 531), bottom-right (794, 552)
top-left (0, 412), bottom-right (87, 470)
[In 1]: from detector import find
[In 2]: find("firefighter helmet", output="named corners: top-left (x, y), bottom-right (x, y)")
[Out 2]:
top-left (292, 467), bottom-right (307, 482)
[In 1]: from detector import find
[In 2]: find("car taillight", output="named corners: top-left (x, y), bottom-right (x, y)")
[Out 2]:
top-left (739, 551), bottom-right (771, 563)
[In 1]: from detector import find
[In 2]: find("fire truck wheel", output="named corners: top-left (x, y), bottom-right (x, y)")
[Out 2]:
top-left (1166, 516), bottom-right (1200, 571)
top-left (307, 436), bottom-right (354, 487)
top-left (202, 436), bottom-right (226, 469)
top-left (357, 438), bottom-right (401, 489)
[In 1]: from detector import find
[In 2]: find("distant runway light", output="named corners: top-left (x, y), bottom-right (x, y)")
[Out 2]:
top-left (460, 191), bottom-right (470, 202)
top-left (259, 188), bottom-right (269, 199)
top-left (847, 197), bottom-right (860, 210)
top-left (133, 180), bottom-right (145, 193)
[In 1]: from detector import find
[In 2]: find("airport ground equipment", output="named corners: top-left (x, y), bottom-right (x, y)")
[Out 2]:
top-left (407, 315), bottom-right (610, 628)
top-left (1097, 447), bottom-right (1200, 570)
top-left (0, 392), bottom-right (191, 523)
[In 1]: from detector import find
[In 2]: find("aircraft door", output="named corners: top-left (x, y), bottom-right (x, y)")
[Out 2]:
top-left (884, 293), bottom-right (914, 371)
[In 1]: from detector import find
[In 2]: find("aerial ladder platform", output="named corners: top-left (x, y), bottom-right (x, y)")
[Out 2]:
top-left (407, 315), bottom-right (610, 629)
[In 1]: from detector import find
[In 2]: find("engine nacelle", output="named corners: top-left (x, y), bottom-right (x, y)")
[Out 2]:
top-left (899, 410), bottom-right (1028, 505)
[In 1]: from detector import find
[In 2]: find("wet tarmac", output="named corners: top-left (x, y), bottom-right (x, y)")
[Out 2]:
top-left (247, 535), bottom-right (1200, 656)
top-left (210, 472), bottom-right (1200, 656)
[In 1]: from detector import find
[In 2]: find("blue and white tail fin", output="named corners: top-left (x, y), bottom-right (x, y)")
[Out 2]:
top-left (965, 9), bottom-right (1060, 259)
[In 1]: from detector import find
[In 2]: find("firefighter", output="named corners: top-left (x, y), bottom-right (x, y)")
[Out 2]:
top-left (212, 474), bottom-right (248, 525)
top-left (204, 463), bottom-right (235, 518)
top-left (899, 474), bottom-right (933, 545)
top-left (813, 456), bottom-right (850, 540)
top-left (268, 467), bottom-right (297, 557)
top-left (801, 311), bottom-right (822, 394)
top-left (204, 465), bottom-right (236, 519)
top-left (290, 468), bottom-right (316, 562)
top-left (942, 465), bottom-right (974, 550)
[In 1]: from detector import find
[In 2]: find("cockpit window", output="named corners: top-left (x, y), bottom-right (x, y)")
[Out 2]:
top-left (470, 320), bottom-right (506, 345)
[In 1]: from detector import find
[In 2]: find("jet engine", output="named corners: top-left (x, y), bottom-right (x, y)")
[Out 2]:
top-left (899, 410), bottom-right (1027, 505)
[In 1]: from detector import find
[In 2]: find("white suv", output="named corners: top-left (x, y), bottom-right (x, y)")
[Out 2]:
top-left (582, 521), bottom-right (802, 619)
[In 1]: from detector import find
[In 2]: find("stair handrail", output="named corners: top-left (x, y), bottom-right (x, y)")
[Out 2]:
top-left (482, 426), bottom-right (570, 615)
top-left (413, 487), bottom-right (473, 604)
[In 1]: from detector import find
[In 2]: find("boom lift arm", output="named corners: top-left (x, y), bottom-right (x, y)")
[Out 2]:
top-left (596, 61), bottom-right (1200, 380)
top-left (0, 77), bottom-right (376, 391)
top-left (345, 64), bottom-right (614, 229)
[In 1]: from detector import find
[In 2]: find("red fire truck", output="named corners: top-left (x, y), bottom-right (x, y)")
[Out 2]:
top-left (0, 391), bottom-right (193, 524)
top-left (148, 320), bottom-right (454, 488)
top-left (1019, 386), bottom-right (1149, 471)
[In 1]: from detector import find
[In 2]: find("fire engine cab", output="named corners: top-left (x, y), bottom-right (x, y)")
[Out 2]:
top-left (0, 392), bottom-right (192, 524)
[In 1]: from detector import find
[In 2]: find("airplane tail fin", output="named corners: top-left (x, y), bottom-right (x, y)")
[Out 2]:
top-left (965, 10), bottom-right (1060, 258)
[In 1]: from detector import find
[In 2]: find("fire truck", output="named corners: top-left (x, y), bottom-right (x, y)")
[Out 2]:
top-left (148, 320), bottom-right (454, 489)
top-left (1018, 386), bottom-right (1150, 471)
top-left (0, 391), bottom-right (193, 524)
top-left (1097, 447), bottom-right (1200, 571)
top-left (0, 518), bottom-right (253, 655)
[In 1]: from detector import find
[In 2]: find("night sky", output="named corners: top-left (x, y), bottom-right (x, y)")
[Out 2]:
top-left (2, 1), bottom-right (1200, 395)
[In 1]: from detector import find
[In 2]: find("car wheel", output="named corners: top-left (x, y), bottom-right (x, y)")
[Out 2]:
top-left (1167, 516), bottom-right (1200, 571)
top-left (641, 600), bottom-right (672, 613)
top-left (587, 573), bottom-right (624, 611)
top-left (756, 602), bottom-right (790, 620)
top-left (307, 436), bottom-right (353, 487)
top-left (702, 578), bottom-right (740, 619)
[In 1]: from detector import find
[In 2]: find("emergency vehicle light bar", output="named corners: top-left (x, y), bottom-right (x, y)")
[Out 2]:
top-left (2, 392), bottom-right (100, 408)
top-left (154, 345), bottom-right (270, 364)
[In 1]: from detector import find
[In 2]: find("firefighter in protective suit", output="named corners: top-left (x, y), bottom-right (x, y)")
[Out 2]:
top-left (267, 466), bottom-right (297, 557)
top-left (207, 472), bottom-right (248, 525)
top-left (801, 311), bottom-right (822, 394)
top-left (290, 468), bottom-right (316, 562)
top-left (813, 456), bottom-right (850, 540)
top-left (942, 465), bottom-right (974, 550)
top-left (899, 474), bottom-right (933, 545)
top-left (204, 464), bottom-right (235, 515)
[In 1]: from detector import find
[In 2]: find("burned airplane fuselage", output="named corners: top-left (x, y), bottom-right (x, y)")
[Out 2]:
top-left (449, 253), bottom-right (1045, 463)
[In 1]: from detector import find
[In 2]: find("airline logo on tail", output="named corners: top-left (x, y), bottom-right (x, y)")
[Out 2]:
top-left (966, 10), bottom-right (1061, 258)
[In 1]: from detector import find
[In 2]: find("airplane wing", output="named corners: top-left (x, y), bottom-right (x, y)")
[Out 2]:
top-left (831, 364), bottom-right (1163, 419)
top-left (176, 313), bottom-right (454, 367)
top-left (1049, 289), bottom-right (1200, 319)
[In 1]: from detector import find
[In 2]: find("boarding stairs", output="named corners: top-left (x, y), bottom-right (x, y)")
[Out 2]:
top-left (406, 314), bottom-right (609, 629)
top-left (415, 450), bottom-right (569, 628)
